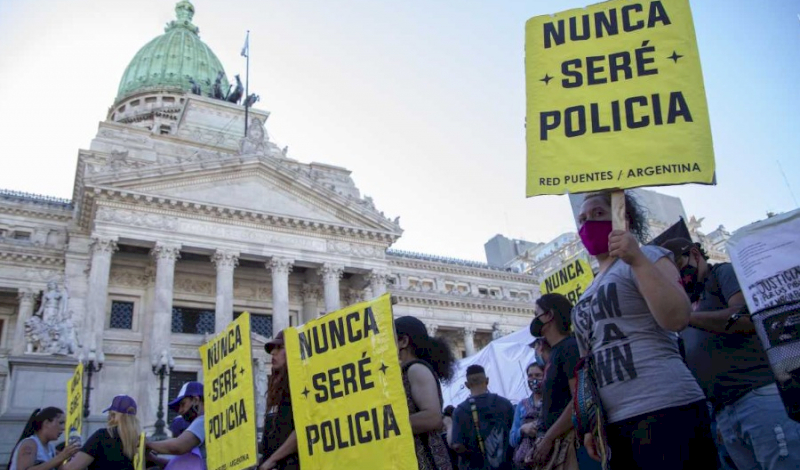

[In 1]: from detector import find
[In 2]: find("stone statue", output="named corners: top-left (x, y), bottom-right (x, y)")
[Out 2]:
top-left (24, 315), bottom-right (45, 353)
top-left (35, 281), bottom-right (67, 323)
top-left (188, 77), bottom-right (202, 95)
top-left (212, 71), bottom-right (226, 100)
top-left (226, 74), bottom-right (244, 104)
top-left (238, 117), bottom-right (267, 155)
top-left (491, 322), bottom-right (503, 340)
top-left (243, 93), bottom-right (260, 108)
top-left (24, 282), bottom-right (81, 355)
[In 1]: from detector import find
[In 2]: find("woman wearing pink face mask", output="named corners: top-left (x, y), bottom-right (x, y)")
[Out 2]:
top-left (571, 191), bottom-right (718, 469)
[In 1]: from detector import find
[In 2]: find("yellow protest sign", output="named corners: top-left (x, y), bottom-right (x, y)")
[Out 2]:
top-left (285, 293), bottom-right (416, 470)
top-left (525, 0), bottom-right (715, 196)
top-left (200, 312), bottom-right (257, 470)
top-left (540, 258), bottom-right (595, 305)
top-left (133, 432), bottom-right (145, 470)
top-left (65, 363), bottom-right (83, 443)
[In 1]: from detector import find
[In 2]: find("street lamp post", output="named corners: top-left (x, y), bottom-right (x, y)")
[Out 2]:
top-left (81, 349), bottom-right (104, 419)
top-left (151, 350), bottom-right (175, 441)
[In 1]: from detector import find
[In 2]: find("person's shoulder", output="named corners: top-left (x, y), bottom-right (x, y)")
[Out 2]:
top-left (406, 361), bottom-right (436, 380)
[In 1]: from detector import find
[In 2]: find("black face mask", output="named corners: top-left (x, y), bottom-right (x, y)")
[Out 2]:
top-left (528, 379), bottom-right (543, 394)
top-left (530, 315), bottom-right (550, 337)
top-left (680, 263), bottom-right (704, 302)
top-left (181, 403), bottom-right (200, 423)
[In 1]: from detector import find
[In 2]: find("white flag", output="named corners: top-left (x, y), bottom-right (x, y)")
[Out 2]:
top-left (241, 32), bottom-right (249, 57)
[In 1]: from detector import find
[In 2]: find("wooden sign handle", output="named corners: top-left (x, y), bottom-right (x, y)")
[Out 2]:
top-left (611, 190), bottom-right (627, 231)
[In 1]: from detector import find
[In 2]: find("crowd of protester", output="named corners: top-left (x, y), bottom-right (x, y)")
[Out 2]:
top-left (8, 190), bottom-right (799, 470)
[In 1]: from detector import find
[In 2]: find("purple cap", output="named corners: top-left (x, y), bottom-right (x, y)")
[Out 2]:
top-left (103, 395), bottom-right (138, 415)
top-left (168, 381), bottom-right (203, 411)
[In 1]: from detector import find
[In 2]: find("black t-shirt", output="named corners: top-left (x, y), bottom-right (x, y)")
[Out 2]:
top-left (451, 392), bottom-right (515, 470)
top-left (260, 394), bottom-right (298, 470)
top-left (81, 428), bottom-right (134, 470)
top-left (539, 336), bottom-right (579, 433)
top-left (681, 263), bottom-right (774, 408)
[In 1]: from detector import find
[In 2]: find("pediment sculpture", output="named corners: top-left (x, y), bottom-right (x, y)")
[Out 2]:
top-left (238, 117), bottom-right (268, 155)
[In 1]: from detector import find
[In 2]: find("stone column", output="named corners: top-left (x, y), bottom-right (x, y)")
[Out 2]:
top-left (13, 289), bottom-right (36, 355)
top-left (269, 257), bottom-right (294, 336)
top-left (463, 326), bottom-right (477, 357)
top-left (319, 264), bottom-right (344, 314)
top-left (212, 250), bottom-right (239, 333)
top-left (150, 243), bottom-right (180, 358)
top-left (301, 283), bottom-right (320, 323)
top-left (369, 270), bottom-right (389, 298)
top-left (86, 237), bottom-right (118, 354)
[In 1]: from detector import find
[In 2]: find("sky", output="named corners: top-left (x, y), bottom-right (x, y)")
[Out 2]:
top-left (0, 0), bottom-right (798, 262)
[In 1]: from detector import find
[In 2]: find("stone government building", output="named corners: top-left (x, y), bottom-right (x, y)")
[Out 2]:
top-left (0, 1), bottom-right (537, 456)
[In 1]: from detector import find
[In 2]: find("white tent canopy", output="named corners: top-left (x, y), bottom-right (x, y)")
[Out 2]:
top-left (441, 326), bottom-right (538, 408)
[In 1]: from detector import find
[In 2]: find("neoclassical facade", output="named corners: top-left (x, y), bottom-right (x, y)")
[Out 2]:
top-left (0, 1), bottom-right (537, 458)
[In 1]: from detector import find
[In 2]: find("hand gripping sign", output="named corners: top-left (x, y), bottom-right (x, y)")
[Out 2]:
top-left (200, 312), bottom-right (257, 470)
top-left (525, 0), bottom-right (715, 197)
top-left (285, 293), bottom-right (416, 470)
top-left (65, 363), bottom-right (83, 443)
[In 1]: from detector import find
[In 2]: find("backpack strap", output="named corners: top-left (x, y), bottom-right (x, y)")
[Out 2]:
top-left (468, 398), bottom-right (486, 456)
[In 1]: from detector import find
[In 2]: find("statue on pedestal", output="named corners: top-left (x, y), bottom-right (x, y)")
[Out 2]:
top-left (24, 282), bottom-right (81, 355)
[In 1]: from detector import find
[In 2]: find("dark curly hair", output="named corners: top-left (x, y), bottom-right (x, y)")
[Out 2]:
top-left (582, 190), bottom-right (650, 243)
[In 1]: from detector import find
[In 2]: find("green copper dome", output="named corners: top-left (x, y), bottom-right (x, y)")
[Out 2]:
top-left (116, 1), bottom-right (229, 102)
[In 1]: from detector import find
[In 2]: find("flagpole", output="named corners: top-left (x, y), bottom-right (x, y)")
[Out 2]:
top-left (244, 30), bottom-right (250, 137)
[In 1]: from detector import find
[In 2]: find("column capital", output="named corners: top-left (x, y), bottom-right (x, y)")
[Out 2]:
top-left (90, 236), bottom-right (118, 255)
top-left (268, 257), bottom-right (294, 275)
top-left (463, 326), bottom-right (477, 337)
top-left (212, 250), bottom-right (240, 270)
top-left (319, 264), bottom-right (344, 282)
top-left (151, 243), bottom-right (181, 262)
top-left (369, 270), bottom-right (390, 284)
top-left (17, 289), bottom-right (36, 303)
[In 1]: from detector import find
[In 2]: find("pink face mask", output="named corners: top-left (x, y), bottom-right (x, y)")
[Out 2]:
top-left (578, 220), bottom-right (612, 255)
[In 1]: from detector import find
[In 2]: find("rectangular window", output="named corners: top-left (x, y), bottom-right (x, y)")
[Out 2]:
top-left (234, 311), bottom-right (273, 338)
top-left (167, 371), bottom-right (198, 425)
top-left (171, 306), bottom-right (215, 334)
top-left (109, 301), bottom-right (134, 330)
top-left (478, 287), bottom-right (488, 295)
top-left (12, 231), bottom-right (30, 241)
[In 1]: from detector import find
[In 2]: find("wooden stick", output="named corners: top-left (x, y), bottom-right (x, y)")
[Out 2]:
top-left (611, 190), bottom-right (627, 231)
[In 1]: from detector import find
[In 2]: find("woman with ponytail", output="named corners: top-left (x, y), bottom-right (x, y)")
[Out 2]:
top-left (63, 395), bottom-right (141, 470)
top-left (394, 315), bottom-right (456, 470)
top-left (9, 407), bottom-right (80, 470)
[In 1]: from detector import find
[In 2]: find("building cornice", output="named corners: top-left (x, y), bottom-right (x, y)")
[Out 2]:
top-left (391, 291), bottom-right (536, 315)
top-left (389, 256), bottom-right (536, 284)
top-left (82, 190), bottom-right (400, 245)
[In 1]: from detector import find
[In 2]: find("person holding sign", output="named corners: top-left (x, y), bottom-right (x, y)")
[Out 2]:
top-left (570, 191), bottom-right (718, 469)
top-left (7, 407), bottom-right (80, 470)
top-left (259, 330), bottom-right (299, 470)
top-left (395, 316), bottom-right (456, 470)
top-left (146, 382), bottom-right (207, 467)
top-left (62, 395), bottom-right (141, 470)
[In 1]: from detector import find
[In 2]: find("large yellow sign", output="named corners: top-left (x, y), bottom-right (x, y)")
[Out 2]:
top-left (540, 258), bottom-right (595, 305)
top-left (526, 0), bottom-right (714, 196)
top-left (133, 432), bottom-right (145, 470)
top-left (200, 313), bottom-right (257, 470)
top-left (65, 363), bottom-right (83, 443)
top-left (285, 294), bottom-right (416, 470)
